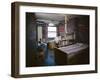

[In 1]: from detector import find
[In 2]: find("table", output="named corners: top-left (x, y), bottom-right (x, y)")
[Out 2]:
top-left (54, 43), bottom-right (89, 65)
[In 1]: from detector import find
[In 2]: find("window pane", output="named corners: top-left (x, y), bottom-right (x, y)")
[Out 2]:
top-left (48, 27), bottom-right (56, 31)
top-left (48, 32), bottom-right (57, 38)
top-left (48, 27), bottom-right (57, 38)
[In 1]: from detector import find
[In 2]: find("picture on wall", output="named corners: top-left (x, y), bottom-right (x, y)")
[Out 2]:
top-left (26, 12), bottom-right (90, 67)
top-left (11, 2), bottom-right (97, 78)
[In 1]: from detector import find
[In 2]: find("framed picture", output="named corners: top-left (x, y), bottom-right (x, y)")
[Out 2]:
top-left (11, 2), bottom-right (97, 78)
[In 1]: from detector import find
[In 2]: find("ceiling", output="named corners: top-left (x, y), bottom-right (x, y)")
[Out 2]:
top-left (35, 13), bottom-right (65, 22)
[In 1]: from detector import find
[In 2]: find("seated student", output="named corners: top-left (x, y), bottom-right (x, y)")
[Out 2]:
top-left (44, 42), bottom-right (55, 66)
top-left (38, 38), bottom-right (42, 46)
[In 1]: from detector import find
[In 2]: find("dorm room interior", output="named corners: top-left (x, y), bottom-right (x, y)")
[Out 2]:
top-left (26, 12), bottom-right (89, 67)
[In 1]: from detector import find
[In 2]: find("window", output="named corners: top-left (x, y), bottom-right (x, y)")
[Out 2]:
top-left (48, 27), bottom-right (57, 38)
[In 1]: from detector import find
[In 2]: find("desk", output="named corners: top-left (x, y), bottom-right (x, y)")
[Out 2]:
top-left (54, 43), bottom-right (89, 65)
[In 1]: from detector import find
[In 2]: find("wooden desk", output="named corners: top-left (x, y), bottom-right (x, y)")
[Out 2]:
top-left (54, 43), bottom-right (89, 65)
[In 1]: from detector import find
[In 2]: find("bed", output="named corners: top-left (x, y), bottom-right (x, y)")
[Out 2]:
top-left (54, 43), bottom-right (89, 65)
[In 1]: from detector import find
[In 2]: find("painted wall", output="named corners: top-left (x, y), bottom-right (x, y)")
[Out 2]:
top-left (26, 13), bottom-right (38, 67)
top-left (37, 26), bottom-right (42, 41)
top-left (67, 15), bottom-right (89, 44)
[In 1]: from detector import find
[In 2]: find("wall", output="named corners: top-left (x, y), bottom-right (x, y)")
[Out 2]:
top-left (77, 16), bottom-right (89, 44)
top-left (67, 15), bottom-right (89, 44)
top-left (37, 26), bottom-right (42, 41)
top-left (26, 13), bottom-right (37, 67)
top-left (0, 0), bottom-right (100, 80)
